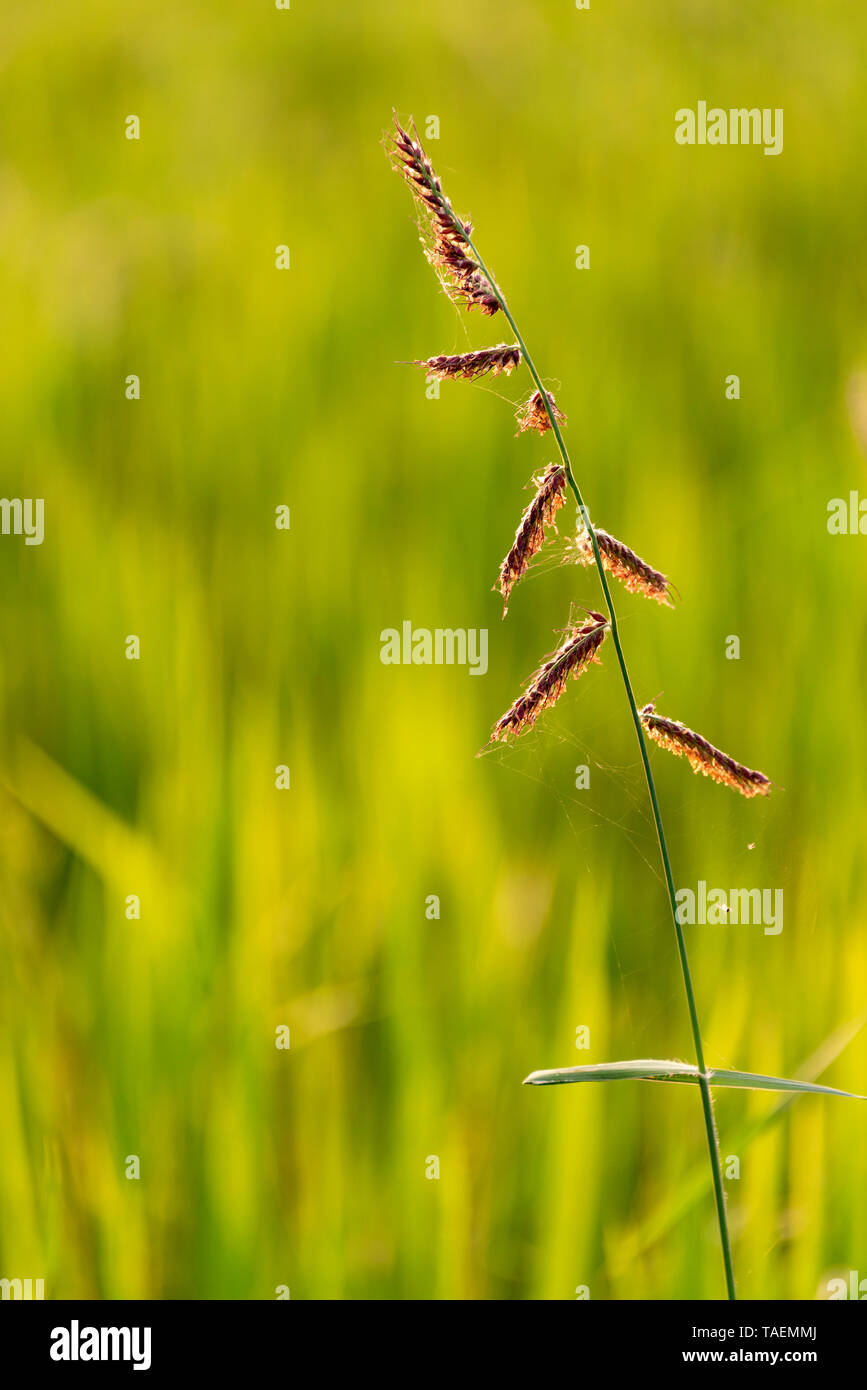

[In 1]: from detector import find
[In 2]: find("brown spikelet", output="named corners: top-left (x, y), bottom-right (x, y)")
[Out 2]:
top-left (485, 614), bottom-right (608, 746)
top-left (515, 389), bottom-right (567, 436)
top-left (640, 703), bottom-right (771, 798)
top-left (572, 526), bottom-right (674, 607)
top-left (495, 464), bottom-right (567, 616)
top-left (388, 116), bottom-right (500, 315)
top-left (409, 344), bottom-right (521, 381)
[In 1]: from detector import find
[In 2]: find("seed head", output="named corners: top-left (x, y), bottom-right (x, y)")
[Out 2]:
top-left (515, 389), bottom-right (567, 436)
top-left (485, 614), bottom-right (608, 746)
top-left (409, 344), bottom-right (521, 382)
top-left (387, 116), bottom-right (500, 315)
top-left (640, 703), bottom-right (771, 798)
top-left (572, 526), bottom-right (674, 607)
top-left (495, 464), bottom-right (567, 616)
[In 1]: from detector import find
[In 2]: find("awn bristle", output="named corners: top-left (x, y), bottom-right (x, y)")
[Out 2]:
top-left (640, 703), bottom-right (771, 798)
top-left (485, 614), bottom-right (608, 746)
top-left (495, 464), bottom-right (566, 616)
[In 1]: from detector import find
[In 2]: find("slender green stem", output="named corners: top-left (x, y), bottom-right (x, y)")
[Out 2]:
top-left (466, 235), bottom-right (737, 1300)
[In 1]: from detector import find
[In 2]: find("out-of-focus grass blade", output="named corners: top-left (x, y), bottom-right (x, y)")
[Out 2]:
top-left (1, 738), bottom-right (167, 895)
top-left (707, 1068), bottom-right (865, 1099)
top-left (523, 1059), bottom-right (701, 1086)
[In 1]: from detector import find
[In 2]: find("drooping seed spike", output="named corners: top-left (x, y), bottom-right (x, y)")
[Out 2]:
top-left (483, 614), bottom-right (608, 747)
top-left (572, 526), bottom-right (674, 607)
top-left (515, 389), bottom-right (567, 436)
top-left (495, 464), bottom-right (567, 616)
top-left (640, 703), bottom-right (771, 798)
top-left (409, 344), bottom-right (521, 381)
top-left (387, 115), bottom-right (500, 315)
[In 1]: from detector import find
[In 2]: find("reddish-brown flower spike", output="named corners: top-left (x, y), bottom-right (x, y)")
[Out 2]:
top-left (387, 116), bottom-right (500, 315)
top-left (409, 344), bottom-right (521, 381)
top-left (484, 614), bottom-right (608, 747)
top-left (515, 389), bottom-right (567, 436)
top-left (495, 464), bottom-right (567, 616)
top-left (572, 526), bottom-right (674, 607)
top-left (640, 703), bottom-right (771, 798)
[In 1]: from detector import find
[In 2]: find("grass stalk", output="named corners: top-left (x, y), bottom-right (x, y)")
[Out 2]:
top-left (465, 233), bottom-right (738, 1301)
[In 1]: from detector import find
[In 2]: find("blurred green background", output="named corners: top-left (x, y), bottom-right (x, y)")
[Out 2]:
top-left (1, 0), bottom-right (866, 1300)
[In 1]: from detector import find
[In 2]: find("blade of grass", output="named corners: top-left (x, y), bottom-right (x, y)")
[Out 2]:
top-left (524, 1059), bottom-right (701, 1086)
top-left (524, 1058), bottom-right (864, 1099)
top-left (707, 1069), bottom-right (865, 1099)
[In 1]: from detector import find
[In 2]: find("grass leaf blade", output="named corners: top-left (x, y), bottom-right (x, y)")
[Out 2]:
top-left (523, 1058), bottom-right (701, 1087)
top-left (707, 1068), bottom-right (865, 1099)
